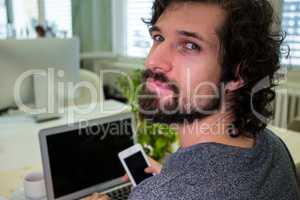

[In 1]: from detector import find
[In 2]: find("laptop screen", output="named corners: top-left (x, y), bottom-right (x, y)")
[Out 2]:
top-left (45, 118), bottom-right (134, 199)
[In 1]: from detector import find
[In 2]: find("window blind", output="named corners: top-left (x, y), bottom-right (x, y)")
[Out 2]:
top-left (282, 0), bottom-right (300, 66)
top-left (44, 0), bottom-right (72, 37)
top-left (0, 0), bottom-right (7, 38)
top-left (12, 0), bottom-right (38, 38)
top-left (126, 0), bottom-right (154, 57)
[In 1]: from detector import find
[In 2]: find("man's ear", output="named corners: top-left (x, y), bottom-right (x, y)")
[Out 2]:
top-left (225, 64), bottom-right (245, 92)
top-left (225, 78), bottom-right (245, 92)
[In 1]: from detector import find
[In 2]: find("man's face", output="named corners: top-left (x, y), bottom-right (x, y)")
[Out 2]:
top-left (139, 2), bottom-right (226, 124)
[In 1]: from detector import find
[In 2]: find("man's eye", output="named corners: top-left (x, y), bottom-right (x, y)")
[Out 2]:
top-left (184, 42), bottom-right (201, 51)
top-left (152, 35), bottom-right (164, 42)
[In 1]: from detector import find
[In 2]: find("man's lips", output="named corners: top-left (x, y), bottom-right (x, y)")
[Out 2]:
top-left (146, 79), bottom-right (173, 97)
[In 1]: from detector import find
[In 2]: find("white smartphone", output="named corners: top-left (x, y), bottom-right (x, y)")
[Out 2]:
top-left (118, 144), bottom-right (154, 187)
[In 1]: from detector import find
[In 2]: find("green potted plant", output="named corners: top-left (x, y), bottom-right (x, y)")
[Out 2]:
top-left (117, 69), bottom-right (178, 161)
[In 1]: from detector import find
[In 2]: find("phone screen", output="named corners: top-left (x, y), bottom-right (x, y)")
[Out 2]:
top-left (124, 152), bottom-right (153, 185)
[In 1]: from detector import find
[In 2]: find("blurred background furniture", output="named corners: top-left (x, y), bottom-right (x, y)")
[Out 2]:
top-left (272, 87), bottom-right (300, 128)
top-left (288, 117), bottom-right (300, 132)
top-left (0, 38), bottom-right (80, 113)
top-left (271, 69), bottom-right (300, 130)
top-left (70, 69), bottom-right (104, 106)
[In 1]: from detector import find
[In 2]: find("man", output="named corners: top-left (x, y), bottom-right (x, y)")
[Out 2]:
top-left (88, 0), bottom-right (299, 199)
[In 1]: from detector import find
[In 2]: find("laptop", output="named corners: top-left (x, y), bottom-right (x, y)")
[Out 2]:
top-left (39, 112), bottom-right (135, 200)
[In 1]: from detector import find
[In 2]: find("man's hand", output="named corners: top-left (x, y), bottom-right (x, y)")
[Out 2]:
top-left (122, 157), bottom-right (162, 182)
top-left (83, 193), bottom-right (111, 200)
top-left (144, 157), bottom-right (162, 174)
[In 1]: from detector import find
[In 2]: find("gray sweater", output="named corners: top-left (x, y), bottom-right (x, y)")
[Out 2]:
top-left (128, 129), bottom-right (300, 200)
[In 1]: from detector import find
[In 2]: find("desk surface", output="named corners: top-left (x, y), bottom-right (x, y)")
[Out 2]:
top-left (0, 103), bottom-right (299, 199)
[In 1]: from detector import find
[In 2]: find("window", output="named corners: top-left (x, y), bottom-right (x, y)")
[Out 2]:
top-left (44, 0), bottom-right (72, 37)
top-left (12, 0), bottom-right (39, 38)
top-left (0, 0), bottom-right (7, 38)
top-left (126, 0), bottom-right (154, 57)
top-left (3, 0), bottom-right (72, 39)
top-left (282, 0), bottom-right (300, 66)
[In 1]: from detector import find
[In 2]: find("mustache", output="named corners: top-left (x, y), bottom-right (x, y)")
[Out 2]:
top-left (142, 69), bottom-right (169, 82)
top-left (141, 69), bottom-right (180, 94)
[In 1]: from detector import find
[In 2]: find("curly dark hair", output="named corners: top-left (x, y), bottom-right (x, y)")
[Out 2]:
top-left (144, 0), bottom-right (285, 137)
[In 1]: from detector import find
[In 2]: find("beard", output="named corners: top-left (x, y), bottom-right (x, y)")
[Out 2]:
top-left (138, 69), bottom-right (221, 125)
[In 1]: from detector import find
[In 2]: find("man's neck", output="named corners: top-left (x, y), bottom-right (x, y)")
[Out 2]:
top-left (175, 112), bottom-right (255, 149)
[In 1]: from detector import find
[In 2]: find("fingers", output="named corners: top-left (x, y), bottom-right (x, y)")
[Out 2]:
top-left (99, 194), bottom-right (111, 200)
top-left (144, 166), bottom-right (160, 174)
top-left (144, 167), bottom-right (153, 173)
top-left (83, 193), bottom-right (98, 200)
top-left (147, 157), bottom-right (162, 174)
top-left (121, 174), bottom-right (129, 182)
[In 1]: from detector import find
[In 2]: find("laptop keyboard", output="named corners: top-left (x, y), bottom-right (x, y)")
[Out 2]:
top-left (107, 185), bottom-right (132, 200)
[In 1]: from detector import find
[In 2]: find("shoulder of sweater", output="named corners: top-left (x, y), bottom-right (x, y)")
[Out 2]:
top-left (263, 128), bottom-right (289, 150)
top-left (128, 175), bottom-right (162, 200)
top-left (129, 171), bottom-right (185, 199)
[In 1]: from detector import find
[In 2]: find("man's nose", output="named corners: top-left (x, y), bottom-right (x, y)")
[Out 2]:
top-left (145, 42), bottom-right (173, 73)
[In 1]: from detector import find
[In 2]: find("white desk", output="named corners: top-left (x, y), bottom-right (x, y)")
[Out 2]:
top-left (0, 100), bottom-right (130, 199)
